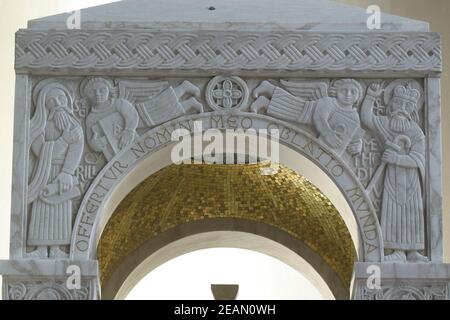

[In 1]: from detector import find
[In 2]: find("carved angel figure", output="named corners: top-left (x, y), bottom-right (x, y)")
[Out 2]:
top-left (361, 82), bottom-right (427, 263)
top-left (83, 77), bottom-right (202, 161)
top-left (251, 79), bottom-right (365, 156)
top-left (28, 82), bottom-right (84, 258)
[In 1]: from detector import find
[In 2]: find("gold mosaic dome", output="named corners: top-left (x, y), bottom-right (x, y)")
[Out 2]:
top-left (98, 162), bottom-right (356, 290)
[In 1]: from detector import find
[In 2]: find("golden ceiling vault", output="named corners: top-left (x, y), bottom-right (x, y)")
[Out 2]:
top-left (98, 162), bottom-right (356, 289)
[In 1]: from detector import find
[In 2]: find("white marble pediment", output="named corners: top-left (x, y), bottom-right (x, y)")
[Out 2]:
top-left (28, 0), bottom-right (429, 32)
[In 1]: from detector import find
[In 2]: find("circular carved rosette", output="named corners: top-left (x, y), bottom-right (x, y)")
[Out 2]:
top-left (206, 76), bottom-right (249, 111)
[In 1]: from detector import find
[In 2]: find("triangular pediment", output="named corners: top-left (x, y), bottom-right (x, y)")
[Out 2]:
top-left (28, 0), bottom-right (429, 32)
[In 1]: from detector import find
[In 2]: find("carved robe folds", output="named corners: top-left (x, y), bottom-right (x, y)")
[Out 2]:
top-left (374, 116), bottom-right (426, 251)
top-left (28, 121), bottom-right (83, 246)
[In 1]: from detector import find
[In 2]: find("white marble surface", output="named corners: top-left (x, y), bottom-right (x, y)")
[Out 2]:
top-left (353, 262), bottom-right (450, 299)
top-left (70, 110), bottom-right (383, 262)
top-left (28, 0), bottom-right (429, 32)
top-left (9, 75), bottom-right (31, 260)
top-left (0, 259), bottom-right (98, 277)
top-left (354, 262), bottom-right (450, 279)
top-left (425, 77), bottom-right (443, 262)
top-left (1, 0), bottom-right (446, 300)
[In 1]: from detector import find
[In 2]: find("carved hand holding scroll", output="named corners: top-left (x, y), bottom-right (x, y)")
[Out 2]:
top-left (27, 81), bottom-right (84, 259)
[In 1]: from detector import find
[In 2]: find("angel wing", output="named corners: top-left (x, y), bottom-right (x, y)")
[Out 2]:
top-left (118, 80), bottom-right (169, 104)
top-left (280, 80), bottom-right (329, 101)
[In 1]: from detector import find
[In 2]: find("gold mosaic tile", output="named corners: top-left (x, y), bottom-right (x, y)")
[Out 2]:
top-left (98, 162), bottom-right (356, 289)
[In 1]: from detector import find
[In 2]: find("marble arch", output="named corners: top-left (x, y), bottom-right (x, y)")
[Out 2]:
top-left (86, 137), bottom-right (363, 259)
top-left (1, 0), bottom-right (450, 300)
top-left (101, 229), bottom-right (347, 300)
top-left (71, 112), bottom-right (378, 262)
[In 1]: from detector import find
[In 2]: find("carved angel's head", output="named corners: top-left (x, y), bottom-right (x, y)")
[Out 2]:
top-left (83, 77), bottom-right (114, 105)
top-left (329, 79), bottom-right (363, 107)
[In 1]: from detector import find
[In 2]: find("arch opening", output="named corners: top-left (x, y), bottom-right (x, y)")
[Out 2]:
top-left (97, 161), bottom-right (358, 300)
top-left (90, 141), bottom-right (363, 260)
top-left (119, 234), bottom-right (335, 300)
top-left (102, 227), bottom-right (349, 300)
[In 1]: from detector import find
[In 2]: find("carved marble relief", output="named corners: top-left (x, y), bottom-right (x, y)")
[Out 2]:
top-left (15, 31), bottom-right (442, 72)
top-left (362, 81), bottom-right (426, 263)
top-left (250, 78), bottom-right (426, 262)
top-left (4, 279), bottom-right (94, 300)
top-left (27, 81), bottom-right (84, 259)
top-left (26, 76), bottom-right (427, 263)
top-left (26, 77), bottom-right (204, 258)
top-left (251, 79), bottom-right (365, 156)
top-left (206, 76), bottom-right (249, 111)
top-left (355, 282), bottom-right (448, 300)
top-left (81, 77), bottom-right (202, 161)
top-left (2, 1), bottom-right (443, 300)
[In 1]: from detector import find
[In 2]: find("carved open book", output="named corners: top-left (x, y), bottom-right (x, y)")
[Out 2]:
top-left (94, 112), bottom-right (126, 161)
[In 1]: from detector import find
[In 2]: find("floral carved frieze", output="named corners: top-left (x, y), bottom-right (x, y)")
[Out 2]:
top-left (15, 31), bottom-right (441, 72)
